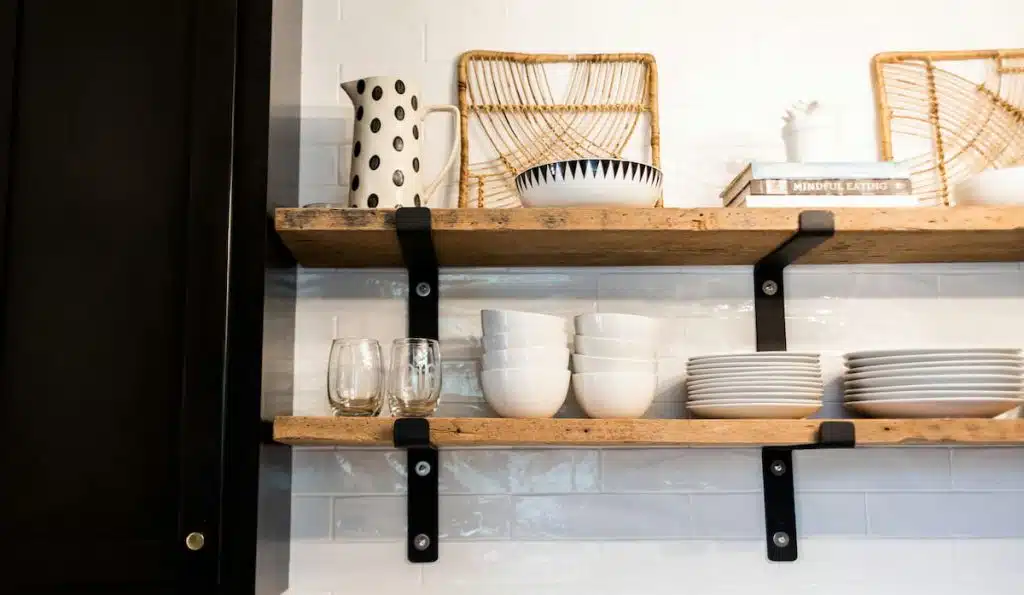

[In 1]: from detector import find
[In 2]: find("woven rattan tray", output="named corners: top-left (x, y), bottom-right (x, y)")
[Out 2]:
top-left (457, 51), bottom-right (661, 208)
top-left (872, 48), bottom-right (1024, 205)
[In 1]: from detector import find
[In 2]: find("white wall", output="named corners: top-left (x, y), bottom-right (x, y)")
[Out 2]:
top-left (290, 1), bottom-right (1024, 593)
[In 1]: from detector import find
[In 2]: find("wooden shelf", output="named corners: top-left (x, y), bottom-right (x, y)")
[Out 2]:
top-left (275, 207), bottom-right (1024, 268)
top-left (273, 417), bottom-right (1024, 447)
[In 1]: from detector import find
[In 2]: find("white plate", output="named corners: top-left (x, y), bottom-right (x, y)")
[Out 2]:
top-left (687, 397), bottom-right (822, 405)
top-left (686, 401), bottom-right (822, 419)
top-left (686, 389), bottom-right (822, 400)
top-left (845, 375), bottom-right (1023, 389)
top-left (686, 379), bottom-right (823, 391)
top-left (688, 362), bottom-right (821, 373)
top-left (846, 397), bottom-right (1023, 418)
top-left (688, 353), bottom-right (820, 364)
top-left (845, 365), bottom-right (1022, 380)
top-left (846, 353), bottom-right (1023, 368)
top-left (845, 389), bottom-right (1023, 401)
top-left (844, 348), bottom-right (1020, 360)
top-left (688, 370), bottom-right (822, 381)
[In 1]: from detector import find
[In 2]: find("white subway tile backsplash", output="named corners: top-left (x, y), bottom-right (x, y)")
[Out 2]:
top-left (793, 448), bottom-right (951, 491)
top-left (951, 448), bottom-right (1024, 489)
top-left (421, 542), bottom-right (604, 587)
top-left (290, 542), bottom-right (422, 591)
top-left (689, 493), bottom-right (761, 539)
top-left (333, 495), bottom-right (404, 540)
top-left (440, 450), bottom-right (511, 494)
top-left (440, 495), bottom-right (513, 540)
top-left (796, 493), bottom-right (867, 536)
top-left (867, 492), bottom-right (1024, 538)
top-left (512, 494), bottom-right (691, 540)
top-left (508, 450), bottom-right (600, 494)
top-left (602, 448), bottom-right (761, 493)
top-left (291, 496), bottom-right (333, 541)
top-left (294, 449), bottom-right (406, 494)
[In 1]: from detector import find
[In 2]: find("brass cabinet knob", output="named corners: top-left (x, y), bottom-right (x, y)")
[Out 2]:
top-left (185, 531), bottom-right (206, 551)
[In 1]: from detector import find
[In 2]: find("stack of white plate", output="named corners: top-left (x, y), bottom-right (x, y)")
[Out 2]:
top-left (843, 348), bottom-right (1024, 418)
top-left (685, 352), bottom-right (824, 419)
top-left (479, 310), bottom-right (570, 418)
top-left (571, 313), bottom-right (658, 418)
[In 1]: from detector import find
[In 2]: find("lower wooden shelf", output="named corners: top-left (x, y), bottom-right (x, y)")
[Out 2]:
top-left (273, 416), bottom-right (1024, 447)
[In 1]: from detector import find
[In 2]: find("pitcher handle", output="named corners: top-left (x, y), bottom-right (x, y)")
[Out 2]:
top-left (422, 105), bottom-right (461, 204)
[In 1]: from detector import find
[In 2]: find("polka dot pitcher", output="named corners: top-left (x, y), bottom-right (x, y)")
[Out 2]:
top-left (341, 76), bottom-right (460, 209)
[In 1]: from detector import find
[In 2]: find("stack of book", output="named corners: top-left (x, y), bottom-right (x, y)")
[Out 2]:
top-left (720, 161), bottom-right (919, 208)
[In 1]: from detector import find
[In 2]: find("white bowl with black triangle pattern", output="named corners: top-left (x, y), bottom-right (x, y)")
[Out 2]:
top-left (515, 158), bottom-right (663, 208)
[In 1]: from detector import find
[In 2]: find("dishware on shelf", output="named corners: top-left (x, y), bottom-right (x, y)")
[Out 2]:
top-left (841, 347), bottom-right (1024, 418)
top-left (572, 372), bottom-right (657, 418)
top-left (574, 335), bottom-right (657, 359)
top-left (327, 338), bottom-right (385, 416)
top-left (482, 309), bottom-right (568, 336)
top-left (952, 166), bottom-right (1024, 205)
top-left (684, 352), bottom-right (824, 419)
top-left (686, 401), bottom-right (823, 419)
top-left (481, 367), bottom-right (571, 418)
top-left (571, 354), bottom-right (657, 375)
top-left (479, 309), bottom-right (571, 418)
top-left (386, 338), bottom-right (442, 417)
top-left (573, 313), bottom-right (660, 343)
top-left (341, 76), bottom-right (459, 209)
top-left (482, 329), bottom-right (567, 352)
top-left (515, 159), bottom-right (663, 208)
top-left (482, 346), bottom-right (570, 371)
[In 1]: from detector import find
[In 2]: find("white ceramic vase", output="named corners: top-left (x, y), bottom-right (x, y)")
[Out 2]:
top-left (340, 76), bottom-right (459, 208)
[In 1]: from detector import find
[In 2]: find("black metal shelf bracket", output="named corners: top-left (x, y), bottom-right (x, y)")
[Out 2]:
top-left (396, 207), bottom-right (439, 341)
top-left (393, 417), bottom-right (439, 563)
top-left (754, 210), bottom-right (835, 352)
top-left (762, 421), bottom-right (855, 562)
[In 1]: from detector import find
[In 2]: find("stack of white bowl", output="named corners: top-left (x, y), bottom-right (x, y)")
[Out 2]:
top-left (479, 309), bottom-right (571, 418)
top-left (572, 313), bottom-right (659, 418)
top-left (684, 352), bottom-right (824, 419)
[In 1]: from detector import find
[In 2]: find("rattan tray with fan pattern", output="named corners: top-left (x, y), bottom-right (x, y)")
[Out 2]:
top-left (872, 48), bottom-right (1024, 206)
top-left (456, 51), bottom-right (661, 208)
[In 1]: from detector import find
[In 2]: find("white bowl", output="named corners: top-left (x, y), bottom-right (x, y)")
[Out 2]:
top-left (483, 346), bottom-right (570, 370)
top-left (481, 309), bottom-right (567, 336)
top-left (952, 167), bottom-right (1024, 205)
top-left (574, 335), bottom-right (656, 359)
top-left (572, 353), bottom-right (656, 374)
top-left (482, 330), bottom-right (567, 352)
top-left (515, 159), bottom-right (663, 208)
top-left (481, 368), bottom-right (571, 418)
top-left (572, 372), bottom-right (657, 418)
top-left (574, 313), bottom-right (659, 342)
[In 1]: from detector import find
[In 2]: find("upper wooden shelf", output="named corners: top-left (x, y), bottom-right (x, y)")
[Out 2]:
top-left (275, 207), bottom-right (1024, 268)
top-left (273, 416), bottom-right (1024, 447)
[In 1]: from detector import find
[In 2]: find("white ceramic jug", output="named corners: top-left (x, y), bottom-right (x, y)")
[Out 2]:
top-left (341, 76), bottom-right (460, 208)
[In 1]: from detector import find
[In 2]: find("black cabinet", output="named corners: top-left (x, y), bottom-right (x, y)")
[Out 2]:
top-left (0, 1), bottom-right (299, 592)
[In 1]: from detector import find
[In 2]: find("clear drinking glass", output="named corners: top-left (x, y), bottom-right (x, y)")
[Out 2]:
top-left (327, 338), bottom-right (384, 416)
top-left (387, 338), bottom-right (442, 417)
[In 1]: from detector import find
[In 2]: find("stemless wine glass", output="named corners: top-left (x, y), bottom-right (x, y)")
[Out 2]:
top-left (327, 338), bottom-right (384, 416)
top-left (387, 338), bottom-right (442, 417)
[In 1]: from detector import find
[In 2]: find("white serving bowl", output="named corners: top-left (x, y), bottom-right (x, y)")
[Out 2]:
top-left (574, 313), bottom-right (659, 342)
top-left (481, 368), bottom-right (571, 418)
top-left (572, 372), bottom-right (657, 418)
top-left (574, 335), bottom-right (656, 359)
top-left (515, 159), bottom-right (663, 208)
top-left (481, 309), bottom-right (567, 336)
top-left (483, 346), bottom-right (570, 370)
top-left (482, 330), bottom-right (567, 352)
top-left (572, 353), bottom-right (656, 374)
top-left (952, 166), bottom-right (1024, 205)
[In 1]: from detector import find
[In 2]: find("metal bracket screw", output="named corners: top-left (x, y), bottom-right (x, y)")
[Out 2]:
top-left (761, 280), bottom-right (778, 296)
top-left (413, 534), bottom-right (431, 551)
top-left (772, 531), bottom-right (790, 548)
top-left (415, 281), bottom-right (432, 297)
top-left (770, 460), bottom-right (786, 476)
top-left (414, 461), bottom-right (432, 477)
